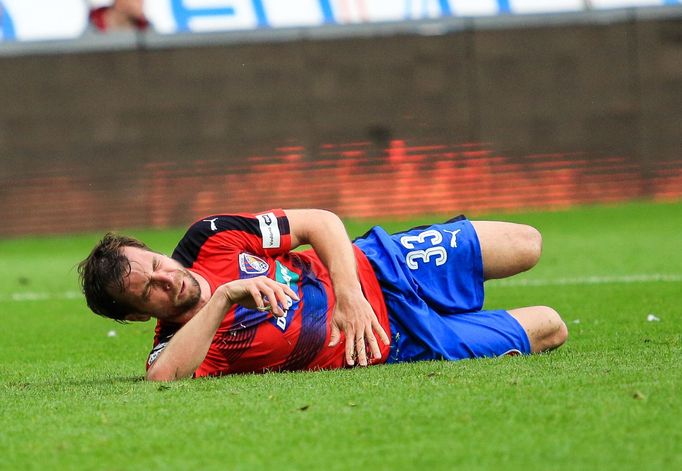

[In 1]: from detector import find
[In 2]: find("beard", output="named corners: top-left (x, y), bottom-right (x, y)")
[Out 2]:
top-left (175, 268), bottom-right (201, 312)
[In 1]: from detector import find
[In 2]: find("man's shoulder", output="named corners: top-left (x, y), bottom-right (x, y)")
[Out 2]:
top-left (182, 215), bottom-right (268, 241)
top-left (170, 215), bottom-right (253, 265)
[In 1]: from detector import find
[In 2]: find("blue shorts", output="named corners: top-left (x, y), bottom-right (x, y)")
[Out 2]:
top-left (355, 216), bottom-right (531, 362)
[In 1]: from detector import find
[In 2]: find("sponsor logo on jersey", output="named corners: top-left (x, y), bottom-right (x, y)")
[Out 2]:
top-left (269, 261), bottom-right (300, 331)
top-left (239, 253), bottom-right (269, 275)
top-left (269, 295), bottom-right (294, 331)
top-left (256, 212), bottom-right (280, 248)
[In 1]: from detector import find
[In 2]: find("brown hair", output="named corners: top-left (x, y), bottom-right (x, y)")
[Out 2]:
top-left (77, 232), bottom-right (149, 321)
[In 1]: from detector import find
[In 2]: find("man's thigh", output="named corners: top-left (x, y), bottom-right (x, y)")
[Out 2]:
top-left (470, 221), bottom-right (542, 280)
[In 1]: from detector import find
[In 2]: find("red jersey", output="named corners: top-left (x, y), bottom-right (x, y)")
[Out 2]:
top-left (146, 209), bottom-right (390, 377)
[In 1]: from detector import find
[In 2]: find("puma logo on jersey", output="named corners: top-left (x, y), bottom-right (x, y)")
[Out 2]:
top-left (203, 218), bottom-right (219, 231)
top-left (443, 229), bottom-right (461, 248)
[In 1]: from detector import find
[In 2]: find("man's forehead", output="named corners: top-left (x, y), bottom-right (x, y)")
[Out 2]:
top-left (119, 246), bottom-right (154, 292)
top-left (120, 246), bottom-right (180, 275)
top-left (121, 245), bottom-right (154, 262)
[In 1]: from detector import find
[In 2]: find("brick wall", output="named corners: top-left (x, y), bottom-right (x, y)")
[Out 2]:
top-left (0, 16), bottom-right (680, 236)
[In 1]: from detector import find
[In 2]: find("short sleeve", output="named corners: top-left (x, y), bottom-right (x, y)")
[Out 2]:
top-left (172, 209), bottom-right (292, 267)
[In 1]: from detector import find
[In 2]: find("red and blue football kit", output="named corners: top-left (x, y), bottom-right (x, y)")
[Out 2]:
top-left (146, 210), bottom-right (534, 377)
top-left (146, 209), bottom-right (391, 377)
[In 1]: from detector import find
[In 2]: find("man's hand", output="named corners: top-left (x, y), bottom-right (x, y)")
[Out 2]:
top-left (328, 288), bottom-right (390, 366)
top-left (284, 209), bottom-right (390, 366)
top-left (146, 276), bottom-right (299, 382)
top-left (218, 276), bottom-right (298, 317)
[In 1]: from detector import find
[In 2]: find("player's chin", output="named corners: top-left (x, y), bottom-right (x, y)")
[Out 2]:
top-left (176, 290), bottom-right (200, 311)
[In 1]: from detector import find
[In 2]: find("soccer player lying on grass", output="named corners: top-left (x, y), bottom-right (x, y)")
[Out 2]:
top-left (78, 209), bottom-right (568, 382)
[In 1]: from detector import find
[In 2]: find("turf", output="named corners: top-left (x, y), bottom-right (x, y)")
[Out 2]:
top-left (1, 201), bottom-right (680, 470)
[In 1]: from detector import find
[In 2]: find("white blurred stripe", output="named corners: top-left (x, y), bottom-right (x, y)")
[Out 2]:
top-left (492, 273), bottom-right (682, 287)
top-left (0, 290), bottom-right (82, 302)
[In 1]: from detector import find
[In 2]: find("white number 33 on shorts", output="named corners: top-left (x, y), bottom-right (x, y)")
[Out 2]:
top-left (400, 229), bottom-right (448, 270)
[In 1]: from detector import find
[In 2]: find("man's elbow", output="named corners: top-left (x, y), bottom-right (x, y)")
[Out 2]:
top-left (145, 364), bottom-right (179, 382)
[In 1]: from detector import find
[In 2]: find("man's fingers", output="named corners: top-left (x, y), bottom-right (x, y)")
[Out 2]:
top-left (365, 328), bottom-right (381, 362)
top-left (256, 278), bottom-right (298, 317)
top-left (224, 277), bottom-right (297, 316)
top-left (372, 317), bottom-right (390, 346)
top-left (355, 333), bottom-right (368, 366)
top-left (270, 289), bottom-right (291, 317)
top-left (273, 281), bottom-right (298, 311)
top-left (261, 286), bottom-right (281, 315)
top-left (285, 284), bottom-right (299, 301)
top-left (328, 297), bottom-right (388, 367)
top-left (328, 323), bottom-right (341, 347)
top-left (344, 328), bottom-right (355, 366)
top-left (249, 286), bottom-right (266, 311)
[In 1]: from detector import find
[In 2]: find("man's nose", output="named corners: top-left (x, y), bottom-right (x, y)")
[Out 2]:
top-left (151, 270), bottom-right (175, 289)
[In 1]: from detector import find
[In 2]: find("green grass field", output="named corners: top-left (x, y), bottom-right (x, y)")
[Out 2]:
top-left (1, 201), bottom-right (681, 470)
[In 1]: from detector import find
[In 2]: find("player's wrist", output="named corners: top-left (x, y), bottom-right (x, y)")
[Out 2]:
top-left (214, 284), bottom-right (236, 308)
top-left (333, 284), bottom-right (364, 303)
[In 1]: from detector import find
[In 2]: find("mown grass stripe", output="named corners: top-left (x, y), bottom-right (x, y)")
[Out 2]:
top-left (2, 273), bottom-right (680, 302)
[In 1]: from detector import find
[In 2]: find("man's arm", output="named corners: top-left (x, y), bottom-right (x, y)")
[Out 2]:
top-left (146, 277), bottom-right (297, 382)
top-left (285, 209), bottom-right (390, 366)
